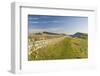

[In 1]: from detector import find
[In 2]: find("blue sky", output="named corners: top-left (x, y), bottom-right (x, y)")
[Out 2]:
top-left (28, 15), bottom-right (88, 34)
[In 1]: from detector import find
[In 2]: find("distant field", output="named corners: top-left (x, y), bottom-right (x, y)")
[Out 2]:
top-left (28, 36), bottom-right (88, 61)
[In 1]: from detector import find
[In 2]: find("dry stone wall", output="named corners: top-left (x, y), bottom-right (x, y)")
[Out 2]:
top-left (28, 36), bottom-right (65, 55)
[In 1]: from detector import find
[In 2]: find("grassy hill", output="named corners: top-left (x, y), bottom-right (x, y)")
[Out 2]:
top-left (72, 32), bottom-right (88, 39)
top-left (28, 35), bottom-right (88, 60)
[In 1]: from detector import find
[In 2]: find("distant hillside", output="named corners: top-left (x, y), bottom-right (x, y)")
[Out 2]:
top-left (43, 31), bottom-right (60, 35)
top-left (34, 31), bottom-right (66, 36)
top-left (72, 32), bottom-right (88, 39)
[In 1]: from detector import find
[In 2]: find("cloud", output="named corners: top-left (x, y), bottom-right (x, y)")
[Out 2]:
top-left (30, 21), bottom-right (39, 23)
top-left (29, 21), bottom-right (49, 24)
top-left (28, 17), bottom-right (39, 20)
top-left (51, 20), bottom-right (59, 23)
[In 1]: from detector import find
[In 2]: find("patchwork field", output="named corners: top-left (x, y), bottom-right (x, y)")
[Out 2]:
top-left (28, 33), bottom-right (88, 61)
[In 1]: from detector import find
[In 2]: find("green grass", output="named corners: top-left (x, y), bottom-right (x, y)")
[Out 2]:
top-left (28, 37), bottom-right (88, 61)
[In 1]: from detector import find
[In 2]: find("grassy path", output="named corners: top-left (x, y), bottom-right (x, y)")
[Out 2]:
top-left (28, 37), bottom-right (88, 61)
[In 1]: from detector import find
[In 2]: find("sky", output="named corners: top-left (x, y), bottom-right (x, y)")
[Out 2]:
top-left (28, 15), bottom-right (88, 35)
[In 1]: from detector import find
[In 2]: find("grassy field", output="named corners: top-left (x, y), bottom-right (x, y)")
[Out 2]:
top-left (28, 37), bottom-right (88, 61)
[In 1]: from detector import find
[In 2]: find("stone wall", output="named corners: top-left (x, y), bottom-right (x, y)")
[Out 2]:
top-left (28, 36), bottom-right (65, 55)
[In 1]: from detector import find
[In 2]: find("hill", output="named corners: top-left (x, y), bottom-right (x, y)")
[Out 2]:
top-left (33, 31), bottom-right (66, 36)
top-left (72, 32), bottom-right (88, 39)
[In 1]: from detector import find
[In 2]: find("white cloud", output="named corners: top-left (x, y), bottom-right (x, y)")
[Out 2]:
top-left (29, 17), bottom-right (39, 20)
top-left (45, 20), bottom-right (60, 23)
top-left (30, 21), bottom-right (39, 23)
